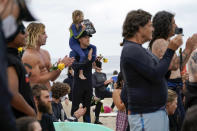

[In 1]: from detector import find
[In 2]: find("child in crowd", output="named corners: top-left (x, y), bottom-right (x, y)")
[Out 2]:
top-left (166, 89), bottom-right (178, 131)
top-left (113, 72), bottom-right (128, 131)
top-left (69, 10), bottom-right (96, 80)
top-left (16, 117), bottom-right (42, 131)
top-left (51, 82), bottom-right (86, 122)
top-left (51, 82), bottom-right (70, 121)
top-left (167, 89), bottom-right (178, 115)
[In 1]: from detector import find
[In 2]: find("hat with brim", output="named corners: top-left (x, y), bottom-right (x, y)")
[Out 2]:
top-left (79, 31), bottom-right (92, 39)
top-left (17, 0), bottom-right (36, 21)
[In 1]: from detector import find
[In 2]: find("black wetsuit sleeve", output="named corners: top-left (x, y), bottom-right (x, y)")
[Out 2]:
top-left (70, 51), bottom-right (92, 71)
top-left (92, 73), bottom-right (105, 88)
top-left (124, 47), bottom-right (175, 83)
top-left (71, 59), bottom-right (91, 71)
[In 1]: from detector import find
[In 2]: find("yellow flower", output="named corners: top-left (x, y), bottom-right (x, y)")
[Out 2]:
top-left (18, 47), bottom-right (23, 52)
top-left (57, 63), bottom-right (65, 71)
top-left (103, 58), bottom-right (108, 63)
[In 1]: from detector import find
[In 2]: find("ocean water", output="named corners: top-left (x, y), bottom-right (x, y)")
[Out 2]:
top-left (52, 56), bottom-right (120, 82)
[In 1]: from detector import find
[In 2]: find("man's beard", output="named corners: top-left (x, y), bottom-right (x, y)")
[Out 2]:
top-left (37, 99), bottom-right (52, 114)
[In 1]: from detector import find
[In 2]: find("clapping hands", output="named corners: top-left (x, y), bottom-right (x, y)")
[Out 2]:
top-left (58, 56), bottom-right (75, 67)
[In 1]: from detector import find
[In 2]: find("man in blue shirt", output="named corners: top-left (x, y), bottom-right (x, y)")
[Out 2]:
top-left (120, 9), bottom-right (183, 131)
top-left (70, 31), bottom-right (96, 123)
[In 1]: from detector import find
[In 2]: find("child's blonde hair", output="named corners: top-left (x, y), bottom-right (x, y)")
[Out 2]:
top-left (167, 89), bottom-right (177, 103)
top-left (72, 10), bottom-right (84, 24)
top-left (26, 23), bottom-right (45, 48)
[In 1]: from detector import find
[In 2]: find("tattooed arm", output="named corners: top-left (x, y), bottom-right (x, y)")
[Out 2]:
top-left (152, 38), bottom-right (193, 71)
top-left (152, 39), bottom-right (179, 70)
top-left (152, 39), bottom-right (169, 59)
top-left (188, 49), bottom-right (197, 82)
top-left (176, 48), bottom-right (190, 70)
top-left (174, 35), bottom-right (197, 71)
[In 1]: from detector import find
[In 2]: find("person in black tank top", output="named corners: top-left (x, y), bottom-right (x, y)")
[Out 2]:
top-left (7, 23), bottom-right (36, 118)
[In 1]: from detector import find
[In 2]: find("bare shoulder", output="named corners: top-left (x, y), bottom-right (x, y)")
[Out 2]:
top-left (152, 39), bottom-right (169, 58)
top-left (7, 66), bottom-right (17, 76)
top-left (40, 49), bottom-right (50, 56)
top-left (152, 39), bottom-right (169, 50)
top-left (40, 48), bottom-right (51, 59)
top-left (113, 89), bottom-right (121, 95)
top-left (22, 49), bottom-right (39, 66)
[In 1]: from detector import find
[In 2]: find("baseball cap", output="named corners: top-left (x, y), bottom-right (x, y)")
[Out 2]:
top-left (79, 31), bottom-right (92, 39)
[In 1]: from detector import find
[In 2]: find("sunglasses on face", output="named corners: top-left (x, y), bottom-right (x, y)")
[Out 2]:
top-left (19, 28), bottom-right (26, 35)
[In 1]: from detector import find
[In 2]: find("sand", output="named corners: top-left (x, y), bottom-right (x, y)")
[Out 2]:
top-left (62, 98), bottom-right (116, 131)
top-left (99, 98), bottom-right (116, 130)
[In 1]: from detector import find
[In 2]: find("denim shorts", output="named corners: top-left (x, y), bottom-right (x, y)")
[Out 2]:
top-left (128, 110), bottom-right (169, 131)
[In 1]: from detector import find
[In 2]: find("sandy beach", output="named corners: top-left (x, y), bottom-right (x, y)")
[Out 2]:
top-left (62, 98), bottom-right (116, 131)
top-left (99, 98), bottom-right (116, 130)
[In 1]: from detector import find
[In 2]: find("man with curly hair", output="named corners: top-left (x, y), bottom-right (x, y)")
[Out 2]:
top-left (120, 9), bottom-right (183, 131)
top-left (149, 11), bottom-right (197, 72)
top-left (149, 11), bottom-right (197, 130)
top-left (51, 82), bottom-right (86, 121)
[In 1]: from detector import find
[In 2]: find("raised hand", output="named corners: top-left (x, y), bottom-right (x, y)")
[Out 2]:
top-left (82, 24), bottom-right (86, 31)
top-left (61, 56), bottom-right (75, 67)
top-left (88, 48), bottom-right (93, 61)
top-left (168, 35), bottom-right (183, 51)
top-left (74, 106), bottom-right (87, 119)
top-left (186, 33), bottom-right (197, 52)
top-left (104, 78), bottom-right (113, 85)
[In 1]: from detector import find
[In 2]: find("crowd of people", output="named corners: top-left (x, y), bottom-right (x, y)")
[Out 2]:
top-left (120, 9), bottom-right (197, 131)
top-left (1, 0), bottom-right (197, 131)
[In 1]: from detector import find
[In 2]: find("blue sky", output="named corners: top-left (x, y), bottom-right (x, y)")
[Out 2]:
top-left (25, 0), bottom-right (197, 58)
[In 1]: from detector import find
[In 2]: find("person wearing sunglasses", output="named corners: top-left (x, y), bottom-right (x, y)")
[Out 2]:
top-left (7, 23), bottom-right (37, 119)
top-left (0, 0), bottom-right (36, 130)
